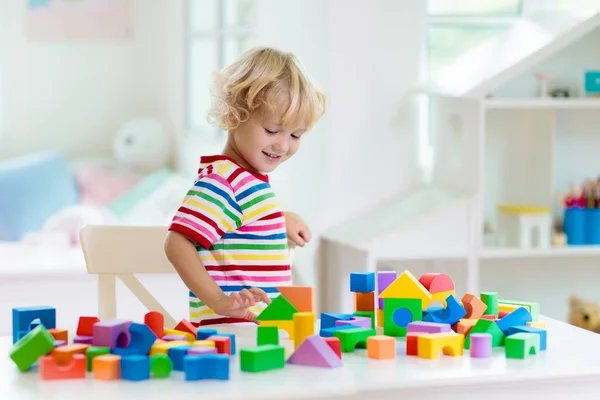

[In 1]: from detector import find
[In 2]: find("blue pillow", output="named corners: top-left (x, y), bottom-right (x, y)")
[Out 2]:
top-left (0, 151), bottom-right (79, 241)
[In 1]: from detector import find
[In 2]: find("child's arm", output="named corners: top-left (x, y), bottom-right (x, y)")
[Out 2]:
top-left (284, 211), bottom-right (312, 247)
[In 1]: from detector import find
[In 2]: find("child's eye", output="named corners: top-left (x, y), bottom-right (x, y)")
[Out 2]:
top-left (264, 128), bottom-right (277, 134)
top-left (291, 134), bottom-right (300, 139)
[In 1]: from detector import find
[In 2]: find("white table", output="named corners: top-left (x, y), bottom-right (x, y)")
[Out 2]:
top-left (2, 317), bottom-right (600, 400)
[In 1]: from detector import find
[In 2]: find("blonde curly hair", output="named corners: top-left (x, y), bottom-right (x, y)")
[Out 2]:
top-left (207, 47), bottom-right (326, 132)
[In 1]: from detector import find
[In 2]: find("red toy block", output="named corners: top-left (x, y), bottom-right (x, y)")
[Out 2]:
top-left (323, 337), bottom-right (342, 359)
top-left (77, 316), bottom-right (100, 336)
top-left (418, 273), bottom-right (454, 293)
top-left (406, 332), bottom-right (426, 356)
top-left (40, 354), bottom-right (86, 380)
top-left (144, 311), bottom-right (165, 338)
top-left (208, 336), bottom-right (231, 355)
top-left (174, 319), bottom-right (197, 337)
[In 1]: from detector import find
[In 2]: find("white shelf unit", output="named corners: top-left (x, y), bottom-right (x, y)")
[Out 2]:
top-left (484, 98), bottom-right (600, 109)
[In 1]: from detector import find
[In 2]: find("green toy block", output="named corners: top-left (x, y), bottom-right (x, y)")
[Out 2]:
top-left (86, 346), bottom-right (110, 371)
top-left (505, 332), bottom-right (540, 359)
top-left (240, 345), bottom-right (285, 372)
top-left (383, 298), bottom-right (422, 337)
top-left (9, 325), bottom-right (55, 372)
top-left (333, 327), bottom-right (376, 352)
top-left (464, 319), bottom-right (505, 349)
top-left (480, 292), bottom-right (499, 318)
top-left (500, 299), bottom-right (540, 321)
top-left (255, 295), bottom-right (298, 321)
top-left (150, 353), bottom-right (173, 378)
top-left (354, 311), bottom-right (375, 329)
top-left (257, 326), bottom-right (279, 346)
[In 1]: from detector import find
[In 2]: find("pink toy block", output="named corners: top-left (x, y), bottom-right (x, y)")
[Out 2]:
top-left (377, 271), bottom-right (397, 309)
top-left (287, 335), bottom-right (342, 368)
top-left (92, 319), bottom-right (131, 351)
top-left (470, 333), bottom-right (492, 358)
top-left (54, 340), bottom-right (67, 347)
top-left (407, 321), bottom-right (451, 334)
top-left (73, 335), bottom-right (93, 344)
top-left (335, 316), bottom-right (371, 329)
top-left (187, 346), bottom-right (218, 356)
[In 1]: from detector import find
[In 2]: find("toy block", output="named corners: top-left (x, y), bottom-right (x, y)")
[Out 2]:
top-left (163, 328), bottom-right (194, 342)
top-left (406, 332), bottom-right (426, 356)
top-left (113, 323), bottom-right (157, 355)
top-left (276, 285), bottom-right (315, 313)
top-left (418, 273), bottom-right (455, 293)
top-left (377, 309), bottom-right (384, 327)
top-left (354, 292), bottom-right (375, 312)
top-left (92, 319), bottom-right (132, 351)
top-left (48, 328), bottom-right (68, 342)
top-left (481, 314), bottom-right (498, 321)
top-left (188, 346), bottom-right (217, 355)
top-left (12, 306), bottom-right (56, 344)
top-left (508, 325), bottom-right (547, 351)
top-left (184, 354), bottom-right (230, 380)
top-left (73, 336), bottom-right (93, 344)
top-left (470, 333), bottom-right (492, 358)
top-left (51, 344), bottom-right (90, 365)
top-left (418, 332), bottom-right (464, 359)
top-left (350, 272), bottom-right (375, 293)
top-left (256, 295), bottom-right (298, 321)
top-left (379, 270), bottom-right (432, 310)
top-left (319, 324), bottom-right (357, 337)
top-left (55, 340), bottom-right (66, 347)
top-left (149, 340), bottom-right (189, 356)
top-left (499, 310), bottom-right (509, 318)
top-left (464, 319), bottom-right (505, 349)
top-left (424, 295), bottom-right (466, 326)
top-left (355, 310), bottom-right (375, 328)
top-left (39, 354), bottom-right (86, 380)
top-left (480, 292), bottom-right (499, 318)
top-left (496, 307), bottom-right (532, 335)
top-left (240, 344), bottom-right (285, 372)
top-left (367, 335), bottom-right (396, 360)
top-left (76, 316), bottom-right (100, 336)
top-left (454, 319), bottom-right (477, 336)
top-left (426, 290), bottom-right (455, 308)
top-left (150, 353), bottom-right (172, 378)
top-left (499, 299), bottom-right (540, 321)
top-left (293, 312), bottom-right (315, 349)
top-left (505, 332), bottom-right (540, 359)
top-left (333, 327), bottom-right (376, 352)
top-left (383, 298), bottom-right (422, 337)
top-left (257, 325), bottom-right (279, 346)
top-left (92, 354), bottom-right (120, 380)
top-left (163, 334), bottom-right (187, 341)
top-left (320, 312), bottom-right (353, 329)
top-left (120, 355), bottom-right (150, 381)
top-left (9, 325), bottom-right (55, 372)
top-left (259, 320), bottom-right (294, 340)
top-left (207, 335), bottom-right (231, 355)
top-left (191, 340), bottom-right (216, 347)
top-left (85, 346), bottom-right (110, 371)
top-left (377, 271), bottom-right (397, 309)
top-left (336, 316), bottom-right (372, 329)
top-left (144, 311), bottom-right (165, 338)
top-left (212, 333), bottom-right (236, 355)
top-left (287, 335), bottom-right (343, 368)
top-left (527, 321), bottom-right (546, 329)
top-left (174, 319), bottom-right (197, 336)
top-left (407, 321), bottom-right (451, 334)
top-left (461, 293), bottom-right (487, 319)
top-left (323, 337), bottom-right (342, 359)
top-left (196, 328), bottom-right (218, 340)
top-left (168, 345), bottom-right (194, 370)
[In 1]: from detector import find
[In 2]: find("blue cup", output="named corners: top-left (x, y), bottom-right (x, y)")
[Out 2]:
top-left (564, 207), bottom-right (586, 245)
top-left (586, 208), bottom-right (600, 245)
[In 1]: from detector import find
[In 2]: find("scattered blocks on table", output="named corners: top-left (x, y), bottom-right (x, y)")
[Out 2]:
top-left (383, 298), bottom-right (422, 337)
top-left (51, 344), bottom-right (89, 365)
top-left (120, 355), bottom-right (150, 381)
top-left (196, 328), bottom-right (218, 340)
top-left (470, 333), bottom-right (492, 358)
top-left (12, 306), bottom-right (56, 344)
top-left (256, 295), bottom-right (298, 321)
top-left (323, 337), bottom-right (342, 359)
top-left (335, 316), bottom-right (372, 329)
top-left (377, 271), bottom-right (397, 309)
top-left (48, 328), bottom-right (68, 342)
top-left (367, 335), bottom-right (396, 360)
top-left (350, 272), bottom-right (375, 293)
top-left (407, 321), bottom-right (451, 334)
top-left (354, 292), bottom-right (375, 312)
top-left (168, 345), bottom-right (193, 370)
top-left (505, 332), bottom-right (540, 359)
top-left (418, 273), bottom-right (455, 293)
top-left (240, 344), bottom-right (285, 373)
top-left (461, 293), bottom-right (487, 319)
top-left (287, 335), bottom-right (343, 368)
top-left (480, 292), bottom-right (499, 318)
top-left (92, 319), bottom-right (132, 351)
top-left (76, 316), bottom-right (100, 336)
top-left (144, 311), bottom-right (165, 338)
top-left (85, 346), bottom-right (110, 371)
top-left (418, 332), bottom-right (464, 359)
top-left (500, 299), bottom-right (540, 321)
top-left (184, 354), bottom-right (230, 380)
top-left (113, 322), bottom-right (157, 355)
top-left (464, 319), bottom-right (505, 349)
top-left (293, 312), bottom-right (315, 349)
top-left (150, 353), bottom-right (172, 378)
top-left (496, 307), bottom-right (532, 335)
top-left (508, 325), bottom-right (547, 351)
top-left (9, 325), bottom-right (56, 372)
top-left (333, 327), bottom-right (376, 352)
top-left (276, 285), bottom-right (315, 313)
top-left (92, 354), bottom-right (121, 380)
top-left (40, 353), bottom-right (86, 380)
top-left (257, 326), bottom-right (279, 346)
top-left (320, 312), bottom-right (353, 329)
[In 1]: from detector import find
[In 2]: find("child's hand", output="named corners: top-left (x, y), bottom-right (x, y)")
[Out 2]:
top-left (284, 211), bottom-right (312, 248)
top-left (211, 287), bottom-right (271, 322)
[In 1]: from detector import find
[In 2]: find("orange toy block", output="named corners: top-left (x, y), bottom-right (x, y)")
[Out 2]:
top-left (323, 337), bottom-right (342, 359)
top-left (208, 336), bottom-right (231, 355)
top-left (145, 311), bottom-right (165, 338)
top-left (276, 285), bottom-right (315, 313)
top-left (40, 354), bottom-right (86, 380)
top-left (92, 354), bottom-right (121, 380)
top-left (418, 332), bottom-right (464, 359)
top-left (405, 332), bottom-right (426, 356)
top-left (76, 316), bottom-right (100, 336)
top-left (454, 319), bottom-right (477, 336)
top-left (293, 312), bottom-right (315, 349)
top-left (51, 344), bottom-right (90, 366)
top-left (354, 292), bottom-right (375, 312)
top-left (367, 335), bottom-right (396, 360)
top-left (418, 273), bottom-right (455, 293)
top-left (461, 294), bottom-right (487, 319)
top-left (174, 319), bottom-right (197, 337)
top-left (48, 328), bottom-right (68, 342)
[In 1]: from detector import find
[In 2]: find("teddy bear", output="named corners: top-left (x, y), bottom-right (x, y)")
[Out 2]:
top-left (568, 296), bottom-right (600, 333)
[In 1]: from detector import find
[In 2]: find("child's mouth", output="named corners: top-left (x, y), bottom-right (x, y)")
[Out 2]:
top-left (262, 151), bottom-right (282, 162)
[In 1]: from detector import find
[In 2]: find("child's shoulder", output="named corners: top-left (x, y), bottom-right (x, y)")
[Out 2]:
top-left (197, 155), bottom-right (269, 190)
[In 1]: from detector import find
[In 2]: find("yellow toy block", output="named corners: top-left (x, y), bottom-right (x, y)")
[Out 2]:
top-left (163, 328), bottom-right (195, 342)
top-left (527, 321), bottom-right (546, 329)
top-left (149, 340), bottom-right (188, 356)
top-left (424, 290), bottom-right (456, 309)
top-left (499, 304), bottom-right (520, 314)
top-left (259, 320), bottom-right (294, 340)
top-left (417, 332), bottom-right (464, 359)
top-left (376, 309), bottom-right (384, 327)
top-left (191, 340), bottom-right (216, 347)
top-left (378, 270), bottom-right (432, 310)
top-left (293, 312), bottom-right (315, 349)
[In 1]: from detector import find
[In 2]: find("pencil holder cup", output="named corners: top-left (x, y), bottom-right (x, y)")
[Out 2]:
top-left (564, 207), bottom-right (586, 245)
top-left (586, 208), bottom-right (600, 245)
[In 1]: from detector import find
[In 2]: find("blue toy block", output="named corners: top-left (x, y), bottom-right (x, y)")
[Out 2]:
top-left (423, 295), bottom-right (466, 326)
top-left (113, 323), bottom-right (157, 356)
top-left (508, 325), bottom-right (546, 350)
top-left (496, 307), bottom-right (532, 335)
top-left (319, 324), bottom-right (357, 337)
top-left (196, 328), bottom-right (218, 340)
top-left (184, 354), bottom-right (230, 380)
top-left (12, 306), bottom-right (56, 344)
top-left (120, 355), bottom-right (150, 381)
top-left (320, 312), bottom-right (353, 329)
top-left (212, 333), bottom-right (236, 355)
top-left (167, 345), bottom-right (193, 370)
top-left (350, 272), bottom-right (375, 293)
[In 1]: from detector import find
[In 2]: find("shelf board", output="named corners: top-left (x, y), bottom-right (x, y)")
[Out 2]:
top-left (481, 245), bottom-right (600, 259)
top-left (484, 98), bottom-right (600, 110)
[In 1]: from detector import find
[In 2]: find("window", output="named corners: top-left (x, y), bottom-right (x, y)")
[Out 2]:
top-left (185, 0), bottom-right (257, 139)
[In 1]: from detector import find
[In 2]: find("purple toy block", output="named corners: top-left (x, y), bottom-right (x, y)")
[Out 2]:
top-left (162, 334), bottom-right (187, 342)
top-left (54, 340), bottom-right (66, 347)
top-left (287, 335), bottom-right (342, 368)
top-left (92, 319), bottom-right (132, 351)
top-left (470, 333), bottom-right (492, 358)
top-left (407, 321), bottom-right (451, 334)
top-left (335, 316), bottom-right (371, 329)
top-left (377, 271), bottom-right (397, 309)
top-left (187, 346), bottom-right (217, 356)
top-left (73, 335), bottom-right (93, 344)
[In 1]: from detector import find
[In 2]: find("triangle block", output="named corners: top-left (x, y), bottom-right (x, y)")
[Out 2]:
top-left (256, 294), bottom-right (298, 321)
top-left (320, 312), bottom-right (354, 329)
top-left (286, 335), bottom-right (343, 368)
top-left (276, 286), bottom-right (315, 313)
top-left (379, 270), bottom-right (432, 304)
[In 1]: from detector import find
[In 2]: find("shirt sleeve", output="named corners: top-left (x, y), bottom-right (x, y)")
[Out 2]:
top-left (168, 173), bottom-right (243, 249)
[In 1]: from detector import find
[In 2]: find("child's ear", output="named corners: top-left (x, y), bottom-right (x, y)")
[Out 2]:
top-left (569, 296), bottom-right (582, 310)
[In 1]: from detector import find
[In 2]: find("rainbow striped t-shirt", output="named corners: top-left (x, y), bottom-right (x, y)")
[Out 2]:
top-left (168, 155), bottom-right (292, 326)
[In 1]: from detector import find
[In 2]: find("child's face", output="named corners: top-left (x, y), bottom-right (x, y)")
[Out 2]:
top-left (230, 109), bottom-right (307, 174)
